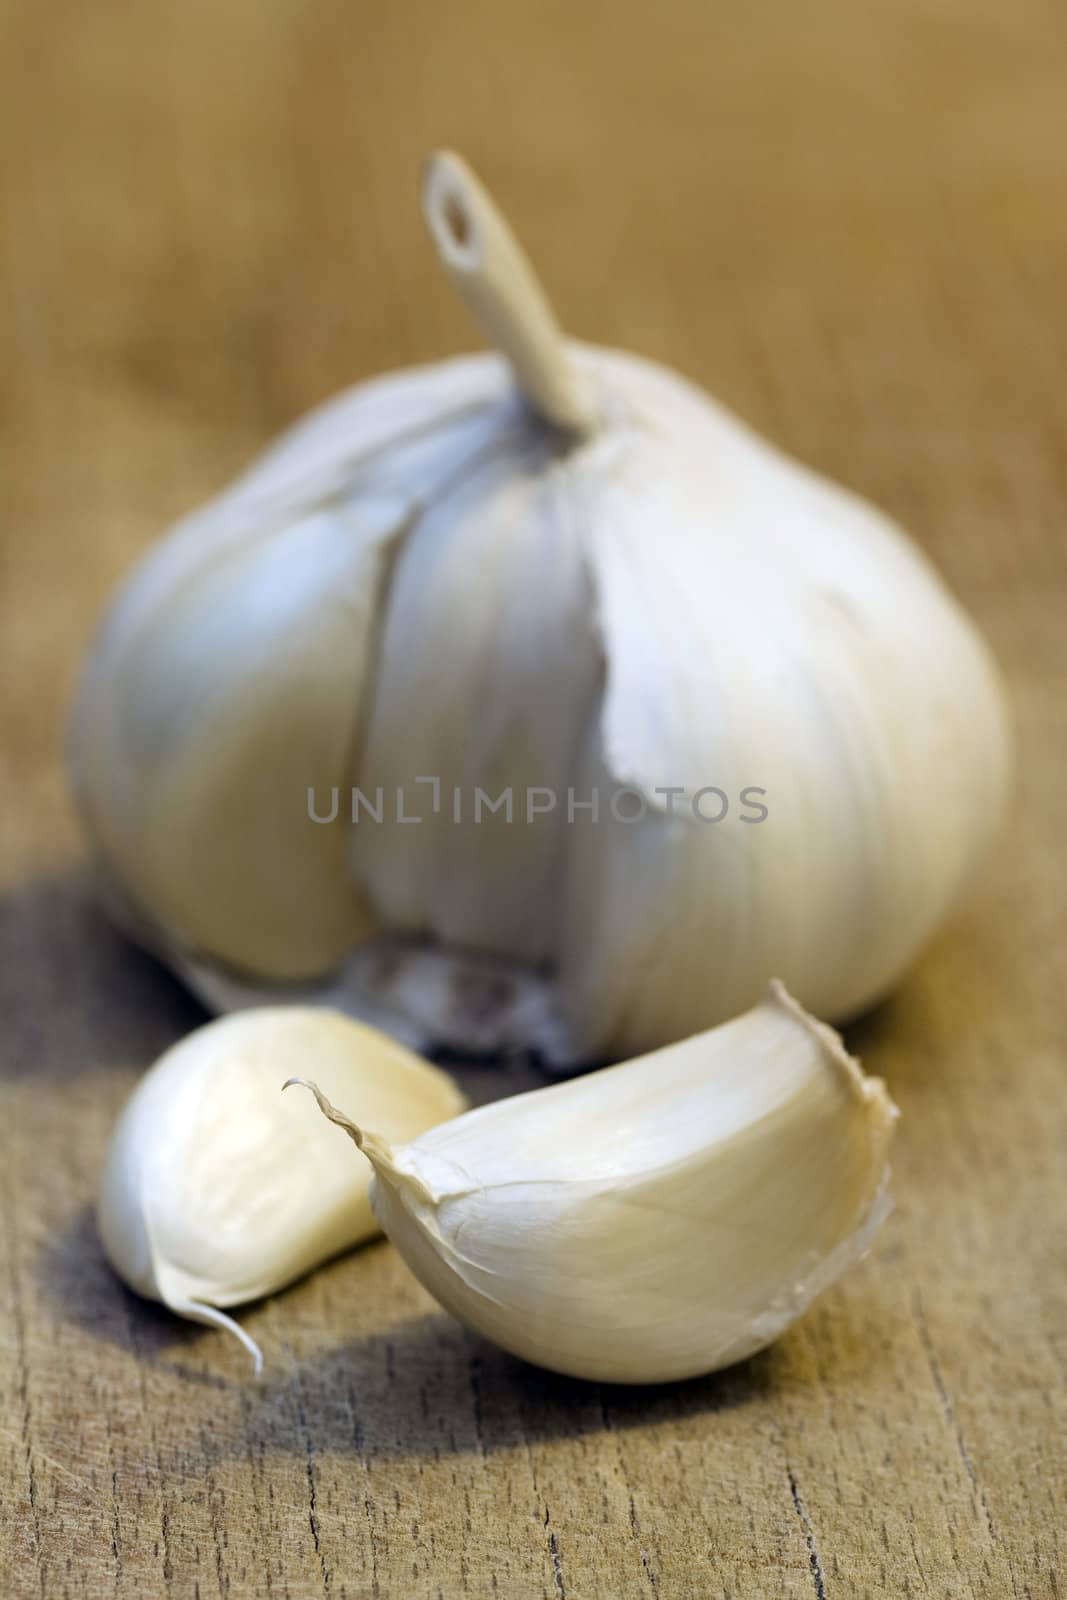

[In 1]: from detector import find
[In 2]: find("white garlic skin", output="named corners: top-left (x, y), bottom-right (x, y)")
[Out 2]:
top-left (70, 151), bottom-right (1011, 1063)
top-left (316, 983), bottom-right (897, 1385)
top-left (98, 1008), bottom-right (465, 1322)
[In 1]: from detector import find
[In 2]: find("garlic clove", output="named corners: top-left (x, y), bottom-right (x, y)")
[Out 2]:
top-left (292, 982), bottom-right (897, 1384)
top-left (72, 502), bottom-right (401, 979)
top-left (97, 1007), bottom-right (466, 1369)
top-left (69, 373), bottom-right (513, 984)
top-left (555, 390), bottom-right (1011, 1055)
top-left (351, 439), bottom-right (602, 966)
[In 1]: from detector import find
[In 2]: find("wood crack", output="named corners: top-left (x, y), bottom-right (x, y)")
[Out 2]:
top-left (543, 1505), bottom-right (566, 1600)
top-left (912, 1288), bottom-right (1020, 1599)
top-left (4, 1164), bottom-right (46, 1600)
top-left (787, 1468), bottom-right (828, 1600)
top-left (628, 1493), bottom-right (658, 1593)
top-left (292, 1371), bottom-right (332, 1594)
top-left (601, 1397), bottom-right (659, 1593)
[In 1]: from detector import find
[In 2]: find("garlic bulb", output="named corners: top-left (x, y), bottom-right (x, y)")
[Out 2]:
top-left (97, 1008), bottom-right (465, 1369)
top-left (70, 150), bottom-right (1010, 1064)
top-left (290, 982), bottom-right (897, 1384)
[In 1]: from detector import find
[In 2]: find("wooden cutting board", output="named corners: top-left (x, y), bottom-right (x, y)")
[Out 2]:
top-left (1, 2), bottom-right (1063, 1595)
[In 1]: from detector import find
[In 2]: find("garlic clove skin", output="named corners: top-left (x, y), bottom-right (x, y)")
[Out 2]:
top-left (97, 1007), bottom-right (466, 1368)
top-left (294, 982), bottom-right (897, 1384)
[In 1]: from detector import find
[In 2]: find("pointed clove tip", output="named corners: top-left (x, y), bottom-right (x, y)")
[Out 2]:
top-left (763, 978), bottom-right (900, 1130)
top-left (280, 1076), bottom-right (393, 1168)
top-left (281, 1075), bottom-right (352, 1132)
top-left (153, 1270), bottom-right (266, 1377)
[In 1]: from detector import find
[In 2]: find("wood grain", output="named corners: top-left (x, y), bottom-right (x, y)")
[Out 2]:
top-left (1, 1), bottom-right (1064, 1595)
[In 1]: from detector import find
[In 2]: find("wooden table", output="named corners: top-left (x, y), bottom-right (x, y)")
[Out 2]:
top-left (2, 2), bottom-right (1064, 1595)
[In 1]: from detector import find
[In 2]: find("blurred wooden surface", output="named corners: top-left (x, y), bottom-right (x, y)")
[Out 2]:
top-left (1, 1), bottom-right (1065, 1596)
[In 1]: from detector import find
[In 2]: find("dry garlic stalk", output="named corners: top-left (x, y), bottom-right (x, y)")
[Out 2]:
top-left (70, 151), bottom-right (1010, 1064)
top-left (98, 1008), bottom-right (465, 1370)
top-left (289, 983), bottom-right (897, 1384)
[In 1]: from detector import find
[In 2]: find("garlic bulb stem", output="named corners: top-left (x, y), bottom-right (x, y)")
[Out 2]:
top-left (422, 151), bottom-right (597, 437)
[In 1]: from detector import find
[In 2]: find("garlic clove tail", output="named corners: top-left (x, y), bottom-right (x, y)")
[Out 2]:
top-left (136, 1178), bottom-right (267, 1373)
top-left (150, 1268), bottom-right (266, 1377)
top-left (282, 1075), bottom-right (397, 1173)
top-left (282, 1077), bottom-right (441, 1207)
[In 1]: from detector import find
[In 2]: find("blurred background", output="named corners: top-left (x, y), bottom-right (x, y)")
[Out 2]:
top-left (1, 4), bottom-right (1064, 1596)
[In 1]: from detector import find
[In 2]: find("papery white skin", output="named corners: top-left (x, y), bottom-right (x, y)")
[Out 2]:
top-left (289, 982), bottom-right (898, 1385)
top-left (70, 151), bottom-right (1010, 1063)
top-left (97, 1007), bottom-right (466, 1370)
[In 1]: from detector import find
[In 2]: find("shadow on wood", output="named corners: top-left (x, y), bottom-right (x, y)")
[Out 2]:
top-left (37, 1202), bottom-right (793, 1463)
top-left (0, 868), bottom-right (205, 1082)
